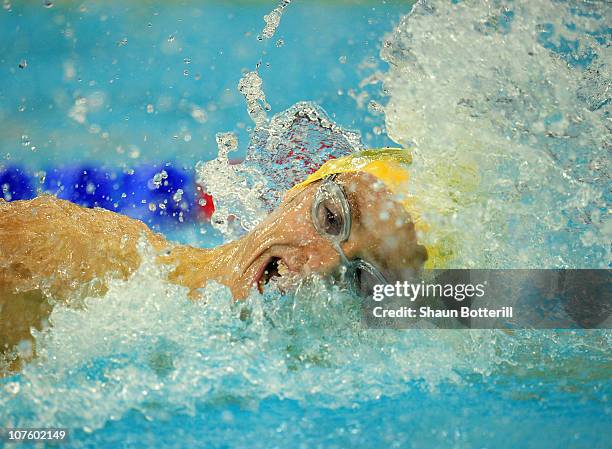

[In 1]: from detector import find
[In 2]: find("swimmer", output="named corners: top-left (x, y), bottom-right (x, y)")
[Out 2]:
top-left (0, 149), bottom-right (428, 372)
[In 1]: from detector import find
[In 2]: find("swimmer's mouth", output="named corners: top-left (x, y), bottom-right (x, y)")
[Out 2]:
top-left (255, 256), bottom-right (290, 294)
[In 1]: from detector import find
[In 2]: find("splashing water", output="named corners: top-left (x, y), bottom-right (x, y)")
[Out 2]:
top-left (259, 0), bottom-right (291, 41)
top-left (240, 101), bottom-right (363, 208)
top-left (237, 71), bottom-right (270, 130)
top-left (197, 0), bottom-right (362, 239)
top-left (195, 130), bottom-right (269, 237)
top-left (380, 0), bottom-right (610, 269)
top-left (197, 68), bottom-right (364, 238)
top-left (1, 0), bottom-right (611, 442)
top-left (2, 241), bottom-right (609, 431)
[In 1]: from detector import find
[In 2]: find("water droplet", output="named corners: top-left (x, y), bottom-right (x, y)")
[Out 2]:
top-left (4, 382), bottom-right (20, 395)
top-left (190, 106), bottom-right (207, 124)
top-left (146, 104), bottom-right (154, 114)
top-left (173, 189), bottom-right (184, 203)
top-left (2, 192), bottom-right (11, 201)
top-left (338, 55), bottom-right (347, 64)
top-left (128, 147), bottom-right (140, 159)
top-left (151, 170), bottom-right (168, 189)
top-left (237, 71), bottom-right (270, 128)
top-left (18, 59), bottom-right (27, 69)
top-left (275, 39), bottom-right (284, 47)
top-left (215, 132), bottom-right (238, 159)
top-left (183, 58), bottom-right (191, 64)
top-left (167, 34), bottom-right (175, 42)
top-left (43, 0), bottom-right (53, 8)
top-left (211, 211), bottom-right (226, 226)
top-left (368, 100), bottom-right (383, 114)
top-left (260, 1), bottom-right (291, 40)
top-left (148, 202), bottom-right (157, 212)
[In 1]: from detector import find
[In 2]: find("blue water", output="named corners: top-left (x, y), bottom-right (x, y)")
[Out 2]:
top-left (0, 0), bottom-right (398, 167)
top-left (0, 0), bottom-right (402, 234)
top-left (1, 1), bottom-right (611, 448)
top-left (65, 383), bottom-right (612, 449)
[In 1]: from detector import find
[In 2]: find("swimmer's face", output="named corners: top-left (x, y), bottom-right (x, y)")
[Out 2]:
top-left (229, 171), bottom-right (427, 298)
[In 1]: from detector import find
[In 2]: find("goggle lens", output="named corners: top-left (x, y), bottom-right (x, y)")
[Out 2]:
top-left (311, 176), bottom-right (388, 298)
top-left (311, 179), bottom-right (351, 242)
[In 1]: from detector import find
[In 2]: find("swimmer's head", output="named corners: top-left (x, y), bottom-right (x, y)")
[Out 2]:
top-left (225, 148), bottom-right (429, 299)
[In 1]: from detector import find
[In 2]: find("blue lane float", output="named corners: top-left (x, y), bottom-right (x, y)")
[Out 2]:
top-left (0, 166), bottom-right (36, 201)
top-left (0, 164), bottom-right (197, 227)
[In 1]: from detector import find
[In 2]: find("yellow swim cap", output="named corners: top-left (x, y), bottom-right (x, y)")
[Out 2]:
top-left (291, 148), bottom-right (411, 191)
top-left (289, 148), bottom-right (451, 268)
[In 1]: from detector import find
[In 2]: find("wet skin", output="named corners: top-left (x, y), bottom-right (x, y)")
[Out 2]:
top-left (221, 171), bottom-right (427, 298)
top-left (0, 171), bottom-right (426, 372)
top-left (162, 171), bottom-right (427, 298)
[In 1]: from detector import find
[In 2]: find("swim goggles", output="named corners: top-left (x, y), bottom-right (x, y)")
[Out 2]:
top-left (311, 174), bottom-right (388, 298)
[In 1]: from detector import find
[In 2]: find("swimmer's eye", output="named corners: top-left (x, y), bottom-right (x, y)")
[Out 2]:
top-left (311, 175), bottom-right (351, 242)
top-left (314, 199), bottom-right (344, 236)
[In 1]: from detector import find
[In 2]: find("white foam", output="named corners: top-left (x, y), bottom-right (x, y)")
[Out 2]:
top-left (380, 0), bottom-right (610, 268)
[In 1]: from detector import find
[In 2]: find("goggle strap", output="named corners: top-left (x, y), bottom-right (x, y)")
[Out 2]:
top-left (333, 241), bottom-right (351, 265)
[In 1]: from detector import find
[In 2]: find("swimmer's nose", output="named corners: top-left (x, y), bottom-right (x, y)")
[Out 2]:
top-left (301, 239), bottom-right (344, 276)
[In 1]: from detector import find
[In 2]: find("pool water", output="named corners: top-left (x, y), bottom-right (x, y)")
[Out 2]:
top-left (1, 1), bottom-right (611, 448)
